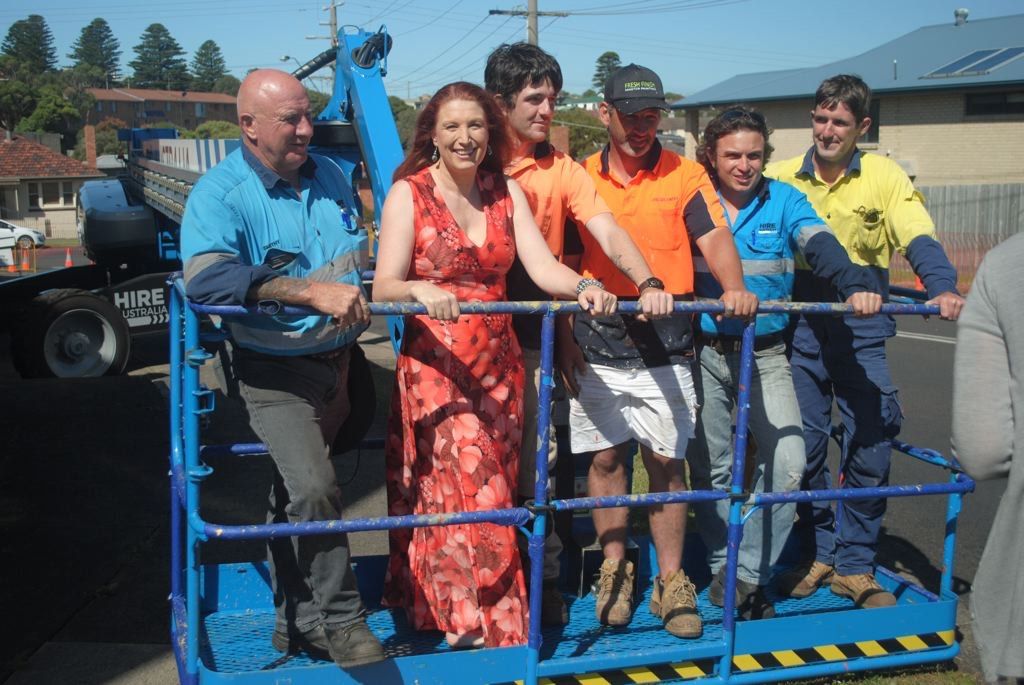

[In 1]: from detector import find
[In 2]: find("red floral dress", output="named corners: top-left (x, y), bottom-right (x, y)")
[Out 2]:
top-left (382, 167), bottom-right (528, 647)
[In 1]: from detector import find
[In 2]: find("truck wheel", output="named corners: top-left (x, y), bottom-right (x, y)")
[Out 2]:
top-left (11, 289), bottom-right (131, 378)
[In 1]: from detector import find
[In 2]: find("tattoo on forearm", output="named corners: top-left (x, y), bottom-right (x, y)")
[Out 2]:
top-left (610, 253), bottom-right (638, 282)
top-left (249, 277), bottom-right (310, 303)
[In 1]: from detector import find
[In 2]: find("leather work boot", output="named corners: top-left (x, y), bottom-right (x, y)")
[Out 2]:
top-left (541, 581), bottom-right (569, 626)
top-left (322, 621), bottom-right (386, 668)
top-left (594, 558), bottom-right (634, 626)
top-left (708, 567), bottom-right (776, 620)
top-left (831, 572), bottom-right (897, 608)
top-left (272, 624), bottom-right (331, 660)
top-left (649, 570), bottom-right (702, 638)
top-left (775, 560), bottom-right (834, 598)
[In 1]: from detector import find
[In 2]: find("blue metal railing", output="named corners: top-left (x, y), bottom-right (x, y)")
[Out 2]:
top-left (167, 276), bottom-right (974, 685)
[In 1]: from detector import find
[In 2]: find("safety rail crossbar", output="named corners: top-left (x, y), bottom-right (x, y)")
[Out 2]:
top-left (167, 275), bottom-right (974, 685)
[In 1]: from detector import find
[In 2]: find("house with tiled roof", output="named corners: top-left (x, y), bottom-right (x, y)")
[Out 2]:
top-left (86, 87), bottom-right (237, 130)
top-left (672, 9), bottom-right (1024, 186)
top-left (0, 132), bottom-right (104, 239)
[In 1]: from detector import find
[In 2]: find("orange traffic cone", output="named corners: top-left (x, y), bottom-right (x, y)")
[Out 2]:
top-left (64, 248), bottom-right (74, 268)
top-left (19, 250), bottom-right (30, 272)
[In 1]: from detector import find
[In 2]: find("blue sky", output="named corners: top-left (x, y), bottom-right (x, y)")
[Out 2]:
top-left (2, 0), bottom-right (1022, 98)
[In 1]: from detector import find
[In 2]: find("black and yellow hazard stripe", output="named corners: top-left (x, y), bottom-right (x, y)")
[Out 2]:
top-left (493, 630), bottom-right (954, 684)
top-left (730, 630), bottom-right (955, 673)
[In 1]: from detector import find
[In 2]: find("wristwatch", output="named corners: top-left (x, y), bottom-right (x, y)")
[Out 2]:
top-left (637, 276), bottom-right (666, 294)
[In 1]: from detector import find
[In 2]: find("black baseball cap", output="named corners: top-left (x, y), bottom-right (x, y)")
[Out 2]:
top-left (604, 64), bottom-right (668, 114)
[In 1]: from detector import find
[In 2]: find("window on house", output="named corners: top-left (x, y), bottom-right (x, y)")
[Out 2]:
top-left (111, 101), bottom-right (117, 113)
top-left (195, 102), bottom-right (205, 117)
top-left (27, 181), bottom-right (75, 209)
top-left (96, 101), bottom-right (103, 112)
top-left (966, 91), bottom-right (1024, 116)
top-left (863, 99), bottom-right (881, 144)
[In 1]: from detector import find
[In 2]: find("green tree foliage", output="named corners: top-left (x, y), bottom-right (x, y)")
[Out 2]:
top-left (212, 74), bottom-right (241, 96)
top-left (553, 108), bottom-right (607, 160)
top-left (129, 24), bottom-right (191, 90)
top-left (0, 56), bottom-right (37, 133)
top-left (19, 84), bottom-right (81, 134)
top-left (68, 18), bottom-right (121, 86)
top-left (591, 51), bottom-right (621, 91)
top-left (388, 95), bottom-right (417, 150)
top-left (308, 89), bottom-right (330, 117)
top-left (1, 15), bottom-right (57, 73)
top-left (187, 120), bottom-right (240, 139)
top-left (72, 116), bottom-right (128, 160)
top-left (191, 40), bottom-right (227, 92)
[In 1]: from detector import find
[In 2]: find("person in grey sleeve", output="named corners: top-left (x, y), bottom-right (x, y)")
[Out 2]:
top-left (952, 233), bottom-right (1024, 684)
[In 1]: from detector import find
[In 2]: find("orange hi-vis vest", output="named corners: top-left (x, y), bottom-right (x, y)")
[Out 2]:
top-left (580, 146), bottom-right (720, 296)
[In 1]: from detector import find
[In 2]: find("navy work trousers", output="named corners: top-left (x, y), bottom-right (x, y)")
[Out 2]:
top-left (787, 314), bottom-right (903, 576)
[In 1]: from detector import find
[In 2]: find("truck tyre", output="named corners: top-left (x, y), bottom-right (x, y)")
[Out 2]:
top-left (11, 289), bottom-right (131, 378)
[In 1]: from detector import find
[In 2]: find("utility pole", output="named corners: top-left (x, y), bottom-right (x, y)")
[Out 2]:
top-left (489, 1), bottom-right (567, 45)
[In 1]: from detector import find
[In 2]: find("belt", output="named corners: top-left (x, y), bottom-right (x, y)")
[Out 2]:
top-left (309, 346), bottom-right (351, 361)
top-left (697, 331), bottom-right (784, 355)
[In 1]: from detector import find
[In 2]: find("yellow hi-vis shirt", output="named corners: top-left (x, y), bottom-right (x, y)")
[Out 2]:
top-left (765, 148), bottom-right (936, 270)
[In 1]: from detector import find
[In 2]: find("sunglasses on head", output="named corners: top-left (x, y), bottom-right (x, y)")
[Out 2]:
top-left (719, 108), bottom-right (766, 126)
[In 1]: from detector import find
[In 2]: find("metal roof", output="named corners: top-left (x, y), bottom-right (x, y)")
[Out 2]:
top-left (675, 13), bottom-right (1024, 109)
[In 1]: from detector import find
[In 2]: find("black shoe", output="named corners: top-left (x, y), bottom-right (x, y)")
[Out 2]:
top-left (709, 568), bottom-right (776, 620)
top-left (271, 624), bottom-right (331, 660)
top-left (541, 582), bottom-right (569, 626)
top-left (322, 621), bottom-right (386, 668)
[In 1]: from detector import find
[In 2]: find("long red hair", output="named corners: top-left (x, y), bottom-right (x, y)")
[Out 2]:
top-left (393, 81), bottom-right (509, 181)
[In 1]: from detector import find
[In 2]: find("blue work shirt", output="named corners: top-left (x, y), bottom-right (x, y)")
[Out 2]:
top-left (695, 177), bottom-right (874, 338)
top-left (181, 145), bottom-right (368, 355)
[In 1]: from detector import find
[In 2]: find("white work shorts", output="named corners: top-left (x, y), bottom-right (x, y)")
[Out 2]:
top-left (569, 361), bottom-right (698, 459)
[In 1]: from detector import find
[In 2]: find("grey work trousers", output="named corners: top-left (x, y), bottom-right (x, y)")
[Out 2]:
top-left (233, 346), bottom-right (366, 634)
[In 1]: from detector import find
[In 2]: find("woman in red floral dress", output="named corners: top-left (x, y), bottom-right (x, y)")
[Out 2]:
top-left (372, 82), bottom-right (616, 649)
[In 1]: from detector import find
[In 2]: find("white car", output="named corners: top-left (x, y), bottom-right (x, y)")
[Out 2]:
top-left (0, 219), bottom-right (46, 250)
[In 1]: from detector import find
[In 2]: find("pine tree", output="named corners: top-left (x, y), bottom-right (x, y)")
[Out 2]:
top-left (129, 23), bottom-right (191, 90)
top-left (69, 18), bottom-right (122, 86)
top-left (591, 51), bottom-right (621, 91)
top-left (1, 14), bottom-right (57, 73)
top-left (191, 40), bottom-right (227, 92)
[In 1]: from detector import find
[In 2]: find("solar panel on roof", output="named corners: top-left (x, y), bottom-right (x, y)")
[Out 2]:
top-left (961, 46), bottom-right (1024, 74)
top-left (925, 49), bottom-right (1000, 77)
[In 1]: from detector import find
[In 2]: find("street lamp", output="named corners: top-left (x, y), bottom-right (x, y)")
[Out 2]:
top-left (280, 55), bottom-right (303, 73)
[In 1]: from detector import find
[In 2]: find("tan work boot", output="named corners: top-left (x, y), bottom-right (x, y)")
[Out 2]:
top-left (649, 570), bottom-right (702, 638)
top-left (831, 572), bottom-right (897, 608)
top-left (775, 560), bottom-right (834, 598)
top-left (594, 558), bottom-right (634, 626)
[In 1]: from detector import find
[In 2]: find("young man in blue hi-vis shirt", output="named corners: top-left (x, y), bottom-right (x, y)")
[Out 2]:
top-left (180, 69), bottom-right (385, 669)
top-left (766, 74), bottom-right (964, 608)
top-left (688, 107), bottom-right (881, 620)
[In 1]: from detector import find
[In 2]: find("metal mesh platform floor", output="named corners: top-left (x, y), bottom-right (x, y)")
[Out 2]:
top-left (199, 579), bottom-right (872, 674)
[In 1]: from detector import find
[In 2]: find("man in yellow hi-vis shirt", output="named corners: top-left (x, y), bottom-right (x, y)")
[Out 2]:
top-left (766, 74), bottom-right (963, 609)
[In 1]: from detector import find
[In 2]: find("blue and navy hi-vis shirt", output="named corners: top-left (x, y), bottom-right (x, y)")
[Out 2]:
top-left (694, 177), bottom-right (875, 339)
top-left (181, 145), bottom-right (368, 355)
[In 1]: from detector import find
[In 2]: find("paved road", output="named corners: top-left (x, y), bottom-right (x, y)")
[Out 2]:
top-left (0, 311), bottom-right (995, 683)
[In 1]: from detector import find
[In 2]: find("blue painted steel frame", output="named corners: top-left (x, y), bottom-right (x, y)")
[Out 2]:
top-left (168, 280), bottom-right (975, 684)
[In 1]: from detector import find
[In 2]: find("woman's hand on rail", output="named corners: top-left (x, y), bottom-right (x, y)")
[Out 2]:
top-left (577, 287), bottom-right (617, 316)
top-left (717, 289), bottom-right (759, 322)
top-left (846, 291), bottom-right (882, 318)
top-left (409, 282), bottom-right (461, 321)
